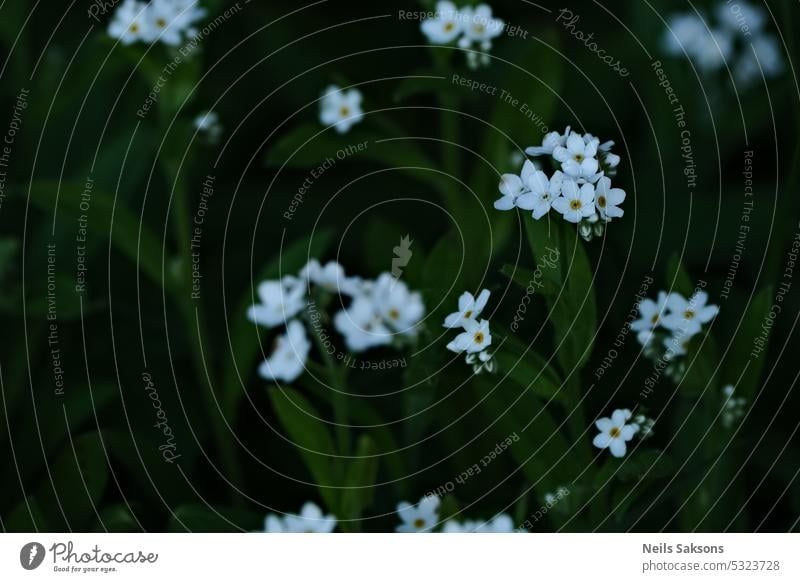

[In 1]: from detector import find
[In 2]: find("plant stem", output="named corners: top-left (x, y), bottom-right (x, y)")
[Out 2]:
top-left (165, 155), bottom-right (244, 505)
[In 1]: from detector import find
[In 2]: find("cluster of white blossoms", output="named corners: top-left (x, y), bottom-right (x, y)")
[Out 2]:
top-left (631, 289), bottom-right (719, 381)
top-left (108, 0), bottom-right (205, 46)
top-left (663, 1), bottom-right (783, 86)
top-left (319, 85), bottom-right (364, 134)
top-left (721, 385), bottom-right (747, 428)
top-left (248, 260), bottom-right (425, 381)
top-left (593, 409), bottom-right (652, 458)
top-left (396, 496), bottom-right (515, 533)
top-left (193, 110), bottom-right (222, 143)
top-left (443, 289), bottom-right (495, 374)
top-left (498, 127), bottom-right (625, 241)
top-left (420, 2), bottom-right (504, 69)
top-left (262, 502), bottom-right (336, 533)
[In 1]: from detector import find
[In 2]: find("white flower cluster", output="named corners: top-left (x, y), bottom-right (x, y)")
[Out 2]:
top-left (631, 290), bottom-right (719, 381)
top-left (396, 496), bottom-right (516, 533)
top-left (497, 127), bottom-right (625, 241)
top-left (193, 110), bottom-right (222, 143)
top-left (721, 385), bottom-right (746, 428)
top-left (248, 260), bottom-right (425, 382)
top-left (443, 289), bottom-right (495, 374)
top-left (592, 408), bottom-right (650, 458)
top-left (420, 2), bottom-right (504, 69)
top-left (108, 0), bottom-right (205, 46)
top-left (663, 1), bottom-right (783, 86)
top-left (319, 85), bottom-right (363, 134)
top-left (262, 502), bottom-right (336, 533)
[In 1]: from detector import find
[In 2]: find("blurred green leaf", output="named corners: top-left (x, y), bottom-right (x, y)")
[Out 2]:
top-left (270, 388), bottom-right (340, 512)
top-left (339, 435), bottom-right (378, 531)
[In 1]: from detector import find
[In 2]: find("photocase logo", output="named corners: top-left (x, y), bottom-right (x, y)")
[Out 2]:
top-left (20, 542), bottom-right (46, 570)
top-left (391, 235), bottom-right (413, 279)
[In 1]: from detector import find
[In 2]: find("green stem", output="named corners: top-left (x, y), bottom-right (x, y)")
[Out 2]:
top-left (309, 325), bottom-right (350, 456)
top-left (166, 155), bottom-right (244, 505)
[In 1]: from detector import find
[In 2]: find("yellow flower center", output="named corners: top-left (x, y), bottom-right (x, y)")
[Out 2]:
top-left (684, 310), bottom-right (695, 320)
top-left (156, 18), bottom-right (167, 28)
top-left (464, 310), bottom-right (473, 318)
top-left (609, 427), bottom-right (621, 438)
top-left (130, 23), bottom-right (139, 33)
top-left (339, 106), bottom-right (350, 117)
top-left (389, 308), bottom-right (400, 320)
top-left (597, 195), bottom-right (606, 208)
top-left (474, 332), bottom-right (484, 344)
top-left (569, 199), bottom-right (582, 210)
top-left (650, 314), bottom-right (659, 325)
top-left (574, 154), bottom-right (584, 162)
top-left (413, 518), bottom-right (426, 529)
top-left (444, 22), bottom-right (454, 32)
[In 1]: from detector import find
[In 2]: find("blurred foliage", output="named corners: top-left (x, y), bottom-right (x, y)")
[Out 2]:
top-left (0, 0), bottom-right (798, 532)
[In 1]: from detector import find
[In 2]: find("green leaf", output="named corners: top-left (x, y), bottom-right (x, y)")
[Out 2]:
top-left (493, 350), bottom-right (566, 404)
top-left (23, 181), bottom-right (167, 292)
top-left (3, 496), bottom-right (48, 532)
top-left (523, 218), bottom-right (596, 372)
top-left (722, 286), bottom-right (773, 398)
top-left (168, 504), bottom-right (257, 532)
top-left (270, 388), bottom-right (340, 512)
top-left (665, 253), bottom-right (694, 296)
top-left (339, 435), bottom-right (379, 531)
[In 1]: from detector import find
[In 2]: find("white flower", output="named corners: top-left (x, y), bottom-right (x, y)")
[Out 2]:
top-left (661, 291), bottom-right (719, 336)
top-left (319, 85), bottom-right (363, 134)
top-left (301, 260), bottom-right (363, 296)
top-left (553, 133), bottom-right (600, 180)
top-left (631, 291), bottom-right (671, 333)
top-left (247, 275), bottom-right (306, 329)
top-left (460, 4), bottom-right (504, 44)
top-left (465, 349), bottom-right (495, 374)
top-left (420, 1), bottom-right (463, 43)
top-left (663, 13), bottom-right (708, 56)
top-left (108, 0), bottom-right (149, 44)
top-left (371, 273), bottom-right (425, 335)
top-left (693, 29), bottom-right (734, 72)
top-left (443, 289), bottom-right (490, 328)
top-left (257, 320), bottom-right (310, 383)
top-left (333, 295), bottom-right (393, 352)
top-left (551, 180), bottom-right (595, 223)
top-left (442, 514), bottom-right (515, 533)
top-left (525, 127), bottom-right (570, 157)
top-left (396, 496), bottom-right (440, 532)
top-left (593, 409), bottom-right (639, 458)
top-left (715, 1), bottom-right (766, 35)
top-left (721, 385), bottom-right (746, 428)
top-left (517, 170), bottom-right (565, 220)
top-left (263, 502), bottom-right (336, 533)
top-left (446, 318), bottom-right (491, 354)
top-left (593, 176), bottom-right (625, 221)
top-left (494, 160), bottom-right (537, 211)
top-left (193, 110), bottom-right (222, 141)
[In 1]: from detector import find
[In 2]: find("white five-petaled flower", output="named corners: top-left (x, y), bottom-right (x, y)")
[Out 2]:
top-left (593, 409), bottom-right (639, 458)
top-left (319, 85), bottom-right (363, 134)
top-left (443, 289), bottom-right (490, 328)
top-left (247, 275), bottom-right (306, 329)
top-left (420, 1), bottom-right (463, 43)
top-left (442, 514), bottom-right (515, 533)
top-left (631, 291), bottom-right (671, 335)
top-left (494, 160), bottom-right (538, 211)
top-left (552, 180), bottom-right (595, 223)
top-left (263, 502), bottom-right (336, 533)
top-left (460, 4), bottom-right (504, 46)
top-left (257, 320), bottom-right (310, 383)
top-left (593, 176), bottom-right (625, 221)
top-left (396, 496), bottom-right (440, 533)
top-left (107, 0), bottom-right (148, 44)
top-left (553, 133), bottom-right (600, 180)
top-left (333, 295), bottom-right (393, 352)
top-left (108, 0), bottom-right (205, 46)
top-left (517, 170), bottom-right (565, 220)
top-left (661, 291), bottom-right (719, 336)
top-left (446, 318), bottom-right (491, 354)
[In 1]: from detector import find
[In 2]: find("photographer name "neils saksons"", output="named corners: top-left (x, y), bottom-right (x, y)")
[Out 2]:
top-left (643, 543), bottom-right (724, 554)
top-left (49, 541), bottom-right (158, 565)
